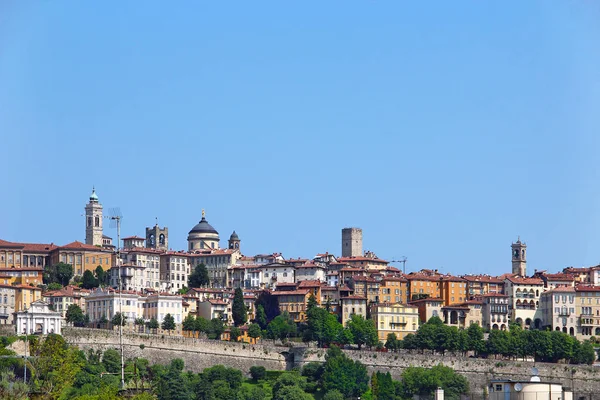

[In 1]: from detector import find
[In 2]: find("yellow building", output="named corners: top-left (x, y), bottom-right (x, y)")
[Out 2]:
top-left (0, 267), bottom-right (44, 286)
top-left (0, 239), bottom-right (57, 269)
top-left (379, 276), bottom-right (409, 304)
top-left (350, 276), bottom-right (380, 304)
top-left (43, 285), bottom-right (90, 318)
top-left (51, 241), bottom-right (114, 277)
top-left (14, 284), bottom-right (42, 313)
top-left (340, 295), bottom-right (368, 325)
top-left (222, 326), bottom-right (259, 344)
top-left (371, 303), bottom-right (419, 342)
top-left (575, 285), bottom-right (600, 339)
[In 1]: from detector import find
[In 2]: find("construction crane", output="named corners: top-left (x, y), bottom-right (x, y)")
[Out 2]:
top-left (389, 256), bottom-right (408, 274)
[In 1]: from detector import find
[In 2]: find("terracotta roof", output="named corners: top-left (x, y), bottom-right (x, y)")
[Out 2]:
top-left (461, 275), bottom-right (503, 284)
top-left (206, 299), bottom-right (228, 305)
top-left (442, 305), bottom-right (469, 310)
top-left (382, 276), bottom-right (408, 283)
top-left (341, 295), bottom-right (367, 300)
top-left (60, 241), bottom-right (107, 251)
top-left (122, 247), bottom-right (164, 255)
top-left (504, 276), bottom-right (543, 285)
top-left (123, 236), bottom-right (145, 240)
top-left (440, 275), bottom-right (466, 282)
top-left (338, 257), bottom-right (388, 263)
top-left (272, 289), bottom-right (310, 296)
top-left (482, 293), bottom-right (509, 297)
top-left (408, 297), bottom-right (444, 304)
top-left (542, 273), bottom-right (575, 281)
top-left (405, 274), bottom-right (441, 282)
top-left (575, 285), bottom-right (600, 292)
top-left (322, 286), bottom-right (338, 291)
top-left (351, 275), bottom-right (377, 283)
top-left (297, 280), bottom-right (323, 288)
top-left (0, 240), bottom-right (58, 252)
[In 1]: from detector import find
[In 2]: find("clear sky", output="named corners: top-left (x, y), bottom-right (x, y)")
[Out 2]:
top-left (1, 2), bottom-right (599, 277)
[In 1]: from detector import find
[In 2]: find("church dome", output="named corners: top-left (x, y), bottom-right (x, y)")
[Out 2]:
top-left (189, 216), bottom-right (218, 235)
top-left (229, 231), bottom-right (239, 240)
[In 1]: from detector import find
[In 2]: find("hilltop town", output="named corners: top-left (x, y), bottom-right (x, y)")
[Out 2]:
top-left (0, 188), bottom-right (597, 347)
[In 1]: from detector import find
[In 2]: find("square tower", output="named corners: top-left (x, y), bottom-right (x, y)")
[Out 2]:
top-left (511, 238), bottom-right (527, 277)
top-left (146, 224), bottom-right (168, 250)
top-left (342, 227), bottom-right (363, 257)
top-left (85, 188), bottom-right (103, 247)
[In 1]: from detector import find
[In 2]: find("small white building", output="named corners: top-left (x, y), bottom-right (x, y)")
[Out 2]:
top-left (15, 299), bottom-right (63, 335)
top-left (259, 262), bottom-right (295, 289)
top-left (489, 378), bottom-right (571, 400)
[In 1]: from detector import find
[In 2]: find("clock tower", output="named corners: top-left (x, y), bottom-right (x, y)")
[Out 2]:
top-left (85, 187), bottom-right (103, 247)
top-left (511, 238), bottom-right (527, 277)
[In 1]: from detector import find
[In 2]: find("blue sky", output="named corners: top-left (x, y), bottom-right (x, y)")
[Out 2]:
top-left (1, 2), bottom-right (599, 276)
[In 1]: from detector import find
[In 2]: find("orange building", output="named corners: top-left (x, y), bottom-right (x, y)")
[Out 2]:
top-left (350, 275), bottom-right (380, 304)
top-left (379, 276), bottom-right (409, 304)
top-left (440, 275), bottom-right (467, 305)
top-left (406, 271), bottom-right (441, 302)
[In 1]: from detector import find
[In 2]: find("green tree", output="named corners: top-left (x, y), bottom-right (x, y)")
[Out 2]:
top-left (47, 282), bottom-right (62, 291)
top-left (574, 340), bottom-right (596, 365)
top-left (147, 317), bottom-right (159, 332)
top-left (0, 371), bottom-right (29, 400)
top-left (232, 288), bottom-right (248, 326)
top-left (385, 333), bottom-right (399, 352)
top-left (272, 372), bottom-right (307, 400)
top-left (188, 264), bottom-right (209, 288)
top-left (397, 365), bottom-right (469, 398)
top-left (255, 304), bottom-right (268, 330)
top-left (238, 385), bottom-right (268, 400)
top-left (322, 346), bottom-right (369, 398)
top-left (347, 314), bottom-right (378, 350)
top-left (230, 327), bottom-right (241, 342)
top-left (323, 389), bottom-right (344, 400)
top-left (157, 358), bottom-right (191, 400)
top-left (66, 304), bottom-right (87, 327)
top-left (95, 266), bottom-right (108, 286)
top-left (102, 348), bottom-right (121, 374)
top-left (111, 312), bottom-right (127, 326)
top-left (44, 262), bottom-right (74, 286)
top-left (466, 323), bottom-right (485, 355)
top-left (195, 317), bottom-right (210, 334)
top-left (266, 312), bottom-right (296, 341)
top-left (196, 365), bottom-right (243, 400)
top-left (273, 385), bottom-right (314, 400)
top-left (182, 314), bottom-right (196, 332)
top-left (210, 318), bottom-right (225, 339)
top-left (307, 294), bottom-right (318, 311)
top-left (255, 291), bottom-right (280, 322)
top-left (162, 314), bottom-right (176, 334)
top-left (82, 270), bottom-right (99, 289)
top-left (486, 329), bottom-right (510, 358)
top-left (248, 323), bottom-right (262, 340)
top-left (134, 317), bottom-right (146, 332)
top-left (249, 365), bottom-right (266, 381)
top-left (302, 362), bottom-right (324, 384)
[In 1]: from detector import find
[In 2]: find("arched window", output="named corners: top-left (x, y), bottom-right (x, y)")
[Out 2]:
top-left (87, 217), bottom-right (92, 227)
top-left (95, 215), bottom-right (100, 227)
top-left (159, 234), bottom-right (165, 245)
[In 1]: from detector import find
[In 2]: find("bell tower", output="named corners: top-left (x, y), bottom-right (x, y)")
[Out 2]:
top-left (146, 221), bottom-right (168, 251)
top-left (228, 231), bottom-right (240, 250)
top-left (511, 237), bottom-right (527, 277)
top-left (85, 187), bottom-right (103, 246)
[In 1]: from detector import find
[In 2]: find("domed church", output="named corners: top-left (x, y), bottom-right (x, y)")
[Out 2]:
top-left (187, 210), bottom-right (220, 251)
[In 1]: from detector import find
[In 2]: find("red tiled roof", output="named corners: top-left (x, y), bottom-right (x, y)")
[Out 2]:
top-left (575, 285), bottom-right (600, 292)
top-left (504, 276), bottom-right (543, 285)
top-left (482, 293), bottom-right (508, 297)
top-left (272, 289), bottom-right (310, 296)
top-left (0, 239), bottom-right (58, 252)
top-left (123, 236), bottom-right (145, 240)
top-left (341, 295), bottom-right (367, 300)
top-left (338, 257), bottom-right (388, 263)
top-left (298, 280), bottom-right (323, 288)
top-left (60, 241), bottom-right (106, 251)
top-left (543, 273), bottom-right (575, 281)
top-left (543, 286), bottom-right (575, 294)
top-left (461, 275), bottom-right (503, 284)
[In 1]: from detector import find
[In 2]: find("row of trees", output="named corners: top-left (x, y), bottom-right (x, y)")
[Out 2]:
top-left (385, 317), bottom-right (596, 365)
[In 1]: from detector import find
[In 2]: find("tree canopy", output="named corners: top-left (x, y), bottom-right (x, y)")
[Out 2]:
top-left (188, 264), bottom-right (209, 288)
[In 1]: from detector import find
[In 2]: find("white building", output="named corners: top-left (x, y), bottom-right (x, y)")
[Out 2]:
top-left (15, 299), bottom-right (63, 335)
top-left (540, 286), bottom-right (576, 336)
top-left (119, 247), bottom-right (162, 290)
top-left (141, 292), bottom-right (183, 324)
top-left (295, 262), bottom-right (326, 283)
top-left (259, 262), bottom-right (295, 289)
top-left (160, 252), bottom-right (191, 293)
top-left (504, 275), bottom-right (544, 329)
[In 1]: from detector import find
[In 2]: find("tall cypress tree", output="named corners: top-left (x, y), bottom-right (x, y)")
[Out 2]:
top-left (232, 288), bottom-right (248, 327)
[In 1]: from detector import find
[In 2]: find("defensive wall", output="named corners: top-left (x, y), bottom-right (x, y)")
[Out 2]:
top-left (61, 328), bottom-right (600, 393)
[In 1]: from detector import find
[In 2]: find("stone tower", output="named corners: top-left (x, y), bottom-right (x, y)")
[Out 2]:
top-left (85, 188), bottom-right (103, 247)
top-left (146, 223), bottom-right (168, 250)
top-left (511, 238), bottom-right (527, 277)
top-left (342, 227), bottom-right (363, 257)
top-left (228, 231), bottom-right (240, 250)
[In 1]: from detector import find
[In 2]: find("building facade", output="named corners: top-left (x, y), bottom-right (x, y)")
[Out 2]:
top-left (371, 303), bottom-right (419, 342)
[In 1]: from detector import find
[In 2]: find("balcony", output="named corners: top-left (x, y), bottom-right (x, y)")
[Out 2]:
top-left (389, 321), bottom-right (407, 327)
top-left (558, 311), bottom-right (570, 317)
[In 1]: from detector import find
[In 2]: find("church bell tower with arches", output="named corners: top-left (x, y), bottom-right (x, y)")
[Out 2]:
top-left (85, 187), bottom-right (103, 247)
top-left (511, 237), bottom-right (527, 277)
